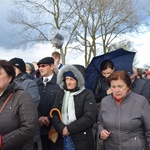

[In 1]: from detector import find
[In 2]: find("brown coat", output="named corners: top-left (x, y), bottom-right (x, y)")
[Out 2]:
top-left (0, 84), bottom-right (38, 150)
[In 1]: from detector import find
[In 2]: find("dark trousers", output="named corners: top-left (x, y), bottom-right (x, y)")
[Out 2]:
top-left (34, 142), bottom-right (38, 150)
top-left (41, 135), bottom-right (55, 150)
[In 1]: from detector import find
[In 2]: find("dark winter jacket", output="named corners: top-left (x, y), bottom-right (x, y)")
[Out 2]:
top-left (37, 73), bottom-right (61, 135)
top-left (14, 73), bottom-right (40, 107)
top-left (0, 82), bottom-right (38, 150)
top-left (51, 65), bottom-right (97, 150)
top-left (131, 77), bottom-right (150, 100)
top-left (97, 92), bottom-right (150, 150)
top-left (14, 73), bottom-right (40, 143)
top-left (94, 74), bottom-right (110, 103)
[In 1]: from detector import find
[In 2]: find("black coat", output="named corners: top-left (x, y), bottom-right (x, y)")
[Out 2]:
top-left (51, 89), bottom-right (97, 150)
top-left (131, 77), bottom-right (150, 101)
top-left (37, 73), bottom-right (61, 135)
top-left (51, 65), bottom-right (98, 150)
top-left (94, 74), bottom-right (109, 103)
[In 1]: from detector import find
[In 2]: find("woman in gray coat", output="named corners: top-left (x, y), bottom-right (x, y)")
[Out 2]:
top-left (97, 70), bottom-right (150, 150)
top-left (0, 60), bottom-right (38, 150)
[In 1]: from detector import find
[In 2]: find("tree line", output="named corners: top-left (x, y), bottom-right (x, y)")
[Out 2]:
top-left (8, 0), bottom-right (148, 66)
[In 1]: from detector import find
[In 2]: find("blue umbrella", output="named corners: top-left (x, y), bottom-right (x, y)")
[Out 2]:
top-left (63, 136), bottom-right (75, 150)
top-left (85, 48), bottom-right (136, 91)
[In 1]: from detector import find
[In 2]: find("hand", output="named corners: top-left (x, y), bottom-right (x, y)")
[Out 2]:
top-left (39, 116), bottom-right (50, 126)
top-left (62, 126), bottom-right (69, 137)
top-left (107, 88), bottom-right (112, 95)
top-left (100, 129), bottom-right (111, 140)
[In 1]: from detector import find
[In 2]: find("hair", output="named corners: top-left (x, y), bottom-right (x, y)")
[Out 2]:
top-left (26, 63), bottom-right (32, 71)
top-left (137, 68), bottom-right (143, 78)
top-left (51, 51), bottom-right (60, 58)
top-left (108, 70), bottom-right (131, 88)
top-left (0, 60), bottom-right (15, 83)
top-left (100, 59), bottom-right (114, 71)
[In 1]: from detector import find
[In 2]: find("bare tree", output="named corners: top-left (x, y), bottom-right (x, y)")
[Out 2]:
top-left (8, 0), bottom-right (79, 64)
top-left (8, 0), bottom-right (146, 67)
top-left (107, 39), bottom-right (139, 67)
top-left (107, 39), bottom-right (135, 52)
top-left (67, 0), bottom-right (103, 66)
top-left (96, 0), bottom-right (144, 53)
top-left (77, 0), bottom-right (143, 65)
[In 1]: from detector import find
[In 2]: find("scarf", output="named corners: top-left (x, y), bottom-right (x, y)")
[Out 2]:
top-left (61, 87), bottom-right (85, 125)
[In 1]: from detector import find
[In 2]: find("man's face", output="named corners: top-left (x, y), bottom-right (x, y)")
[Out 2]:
top-left (13, 67), bottom-right (20, 77)
top-left (38, 64), bottom-right (54, 77)
top-left (52, 56), bottom-right (60, 65)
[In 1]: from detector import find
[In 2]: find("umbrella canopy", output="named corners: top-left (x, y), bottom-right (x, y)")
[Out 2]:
top-left (63, 136), bottom-right (75, 150)
top-left (85, 48), bottom-right (136, 91)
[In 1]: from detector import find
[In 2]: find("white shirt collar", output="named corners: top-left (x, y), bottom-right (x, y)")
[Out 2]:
top-left (43, 73), bottom-right (54, 84)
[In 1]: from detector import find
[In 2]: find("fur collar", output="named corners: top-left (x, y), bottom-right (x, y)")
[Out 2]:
top-left (57, 65), bottom-right (85, 89)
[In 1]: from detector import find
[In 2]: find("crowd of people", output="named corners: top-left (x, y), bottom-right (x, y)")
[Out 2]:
top-left (0, 51), bottom-right (150, 150)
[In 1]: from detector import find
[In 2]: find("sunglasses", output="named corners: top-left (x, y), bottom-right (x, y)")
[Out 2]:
top-left (38, 64), bottom-right (49, 68)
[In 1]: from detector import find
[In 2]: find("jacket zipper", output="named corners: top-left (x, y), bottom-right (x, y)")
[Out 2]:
top-left (118, 105), bottom-right (121, 150)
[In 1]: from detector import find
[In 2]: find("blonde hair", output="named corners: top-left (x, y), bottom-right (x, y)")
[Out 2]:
top-left (26, 63), bottom-right (31, 71)
top-left (51, 51), bottom-right (60, 58)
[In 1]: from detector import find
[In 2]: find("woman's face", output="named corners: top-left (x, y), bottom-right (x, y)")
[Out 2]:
top-left (65, 76), bottom-right (77, 90)
top-left (102, 68), bottom-right (114, 79)
top-left (110, 79), bottom-right (129, 99)
top-left (0, 67), bottom-right (12, 93)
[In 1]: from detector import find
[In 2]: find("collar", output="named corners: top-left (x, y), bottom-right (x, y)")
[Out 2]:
top-left (0, 92), bottom-right (3, 96)
top-left (43, 73), bottom-right (54, 83)
top-left (58, 63), bottom-right (63, 69)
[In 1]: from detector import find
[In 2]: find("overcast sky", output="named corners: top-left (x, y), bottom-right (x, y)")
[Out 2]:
top-left (0, 0), bottom-right (150, 68)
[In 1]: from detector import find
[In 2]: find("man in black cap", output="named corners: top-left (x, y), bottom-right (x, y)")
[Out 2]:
top-left (9, 57), bottom-right (26, 74)
top-left (9, 57), bottom-right (41, 150)
top-left (9, 57), bottom-right (40, 106)
top-left (37, 57), bottom-right (61, 150)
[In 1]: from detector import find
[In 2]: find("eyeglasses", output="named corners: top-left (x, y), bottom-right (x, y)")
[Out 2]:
top-left (38, 64), bottom-right (49, 68)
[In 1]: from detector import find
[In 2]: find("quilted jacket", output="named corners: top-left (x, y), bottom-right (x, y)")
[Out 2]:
top-left (97, 92), bottom-right (150, 150)
top-left (0, 83), bottom-right (38, 150)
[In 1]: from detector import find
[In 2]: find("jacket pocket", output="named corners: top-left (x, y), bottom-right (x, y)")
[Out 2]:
top-left (129, 136), bottom-right (141, 150)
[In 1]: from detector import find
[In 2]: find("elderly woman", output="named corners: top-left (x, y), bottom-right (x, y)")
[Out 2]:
top-left (0, 60), bottom-right (38, 150)
top-left (50, 64), bottom-right (97, 150)
top-left (97, 70), bottom-right (150, 150)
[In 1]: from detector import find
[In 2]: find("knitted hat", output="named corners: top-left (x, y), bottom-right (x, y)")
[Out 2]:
top-left (63, 71), bottom-right (77, 81)
top-left (37, 57), bottom-right (54, 65)
top-left (9, 58), bottom-right (26, 73)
